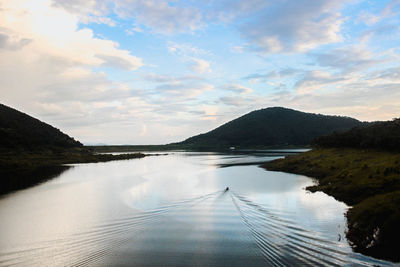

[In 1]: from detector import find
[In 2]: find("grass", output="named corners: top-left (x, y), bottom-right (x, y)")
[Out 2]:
top-left (262, 148), bottom-right (400, 262)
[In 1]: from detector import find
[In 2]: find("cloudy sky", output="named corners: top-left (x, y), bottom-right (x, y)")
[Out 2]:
top-left (1, 0), bottom-right (399, 144)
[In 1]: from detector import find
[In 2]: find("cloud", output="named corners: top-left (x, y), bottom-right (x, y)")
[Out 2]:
top-left (96, 54), bottom-right (142, 71)
top-left (113, 0), bottom-right (204, 34)
top-left (295, 70), bottom-right (347, 94)
top-left (0, 31), bottom-right (32, 50)
top-left (313, 46), bottom-right (386, 73)
top-left (222, 84), bottom-right (253, 94)
top-left (238, 0), bottom-right (345, 53)
top-left (167, 43), bottom-right (210, 56)
top-left (166, 43), bottom-right (211, 74)
top-left (243, 68), bottom-right (299, 82)
top-left (367, 66), bottom-right (400, 82)
top-left (51, 0), bottom-right (115, 26)
top-left (51, 0), bottom-right (346, 55)
top-left (189, 58), bottom-right (211, 74)
top-left (0, 0), bottom-right (143, 70)
top-left (356, 11), bottom-right (381, 26)
top-left (271, 63), bottom-right (400, 121)
top-left (142, 73), bottom-right (204, 83)
top-left (153, 82), bottom-right (214, 100)
top-left (0, 0), bottom-right (149, 143)
top-left (1, 0), bottom-right (399, 144)
top-left (381, 0), bottom-right (400, 17)
top-left (219, 96), bottom-right (251, 107)
top-left (139, 124), bottom-right (147, 136)
top-left (231, 45), bottom-right (245, 53)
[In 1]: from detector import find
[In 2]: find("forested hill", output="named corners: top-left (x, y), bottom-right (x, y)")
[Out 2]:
top-left (0, 103), bottom-right (82, 151)
top-left (180, 107), bottom-right (364, 148)
top-left (313, 118), bottom-right (400, 151)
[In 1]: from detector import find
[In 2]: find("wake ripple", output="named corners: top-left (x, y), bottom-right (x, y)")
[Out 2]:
top-left (0, 190), bottom-right (395, 266)
top-left (230, 191), bottom-right (393, 267)
top-left (0, 191), bottom-right (221, 266)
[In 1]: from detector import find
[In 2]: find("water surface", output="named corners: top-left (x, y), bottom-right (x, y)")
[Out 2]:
top-left (0, 151), bottom-right (393, 266)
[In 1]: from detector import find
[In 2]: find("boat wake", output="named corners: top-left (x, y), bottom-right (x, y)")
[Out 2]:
top-left (0, 190), bottom-right (393, 266)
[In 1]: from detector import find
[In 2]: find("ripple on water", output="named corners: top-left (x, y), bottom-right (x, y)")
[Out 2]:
top-left (0, 190), bottom-right (393, 266)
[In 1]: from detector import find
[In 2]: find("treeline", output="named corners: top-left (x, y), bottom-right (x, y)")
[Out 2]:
top-left (0, 104), bottom-right (82, 151)
top-left (312, 119), bottom-right (400, 151)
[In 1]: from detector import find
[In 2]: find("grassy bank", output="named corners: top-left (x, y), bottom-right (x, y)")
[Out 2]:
top-left (0, 148), bottom-right (145, 196)
top-left (262, 148), bottom-right (400, 262)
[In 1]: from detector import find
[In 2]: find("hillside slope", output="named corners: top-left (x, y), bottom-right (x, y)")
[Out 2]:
top-left (313, 118), bottom-right (400, 151)
top-left (0, 103), bottom-right (145, 195)
top-left (0, 103), bottom-right (82, 151)
top-left (180, 107), bottom-right (364, 148)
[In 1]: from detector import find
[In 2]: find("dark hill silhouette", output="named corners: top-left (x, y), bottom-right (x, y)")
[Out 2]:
top-left (180, 107), bottom-right (364, 148)
top-left (0, 103), bottom-right (82, 151)
top-left (0, 103), bottom-right (145, 196)
top-left (313, 118), bottom-right (400, 151)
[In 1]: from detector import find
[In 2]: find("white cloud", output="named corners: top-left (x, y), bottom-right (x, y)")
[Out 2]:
top-left (142, 73), bottom-right (204, 83)
top-left (382, 0), bottom-right (400, 17)
top-left (154, 82), bottom-right (214, 100)
top-left (219, 96), bottom-right (251, 107)
top-left (273, 64), bottom-right (400, 121)
top-left (167, 42), bottom-right (210, 56)
top-left (0, 29), bottom-right (32, 50)
top-left (0, 0), bottom-right (150, 143)
top-left (356, 11), bottom-right (380, 26)
top-left (1, 0), bottom-right (399, 144)
top-left (139, 124), bottom-right (147, 136)
top-left (231, 45), bottom-right (245, 53)
top-left (113, 0), bottom-right (204, 34)
top-left (51, 0), bottom-right (115, 26)
top-left (96, 54), bottom-right (142, 71)
top-left (0, 0), bottom-right (142, 70)
top-left (222, 84), bottom-right (253, 94)
top-left (243, 68), bottom-right (299, 83)
top-left (190, 58), bottom-right (211, 74)
top-left (238, 0), bottom-right (346, 53)
top-left (295, 70), bottom-right (347, 94)
top-left (313, 46), bottom-right (386, 73)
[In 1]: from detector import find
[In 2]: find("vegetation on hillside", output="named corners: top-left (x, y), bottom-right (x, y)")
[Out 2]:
top-left (0, 104), bottom-right (82, 151)
top-left (180, 107), bottom-right (364, 148)
top-left (0, 103), bottom-right (146, 196)
top-left (312, 118), bottom-right (400, 151)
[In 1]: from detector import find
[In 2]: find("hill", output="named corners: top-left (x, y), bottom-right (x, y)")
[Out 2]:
top-left (0, 103), bottom-right (82, 151)
top-left (180, 107), bottom-right (364, 148)
top-left (0, 103), bottom-right (144, 196)
top-left (312, 118), bottom-right (400, 151)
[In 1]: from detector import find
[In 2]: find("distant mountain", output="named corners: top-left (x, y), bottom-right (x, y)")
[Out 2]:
top-left (179, 107), bottom-right (365, 148)
top-left (313, 118), bottom-right (400, 151)
top-left (0, 103), bottom-right (82, 151)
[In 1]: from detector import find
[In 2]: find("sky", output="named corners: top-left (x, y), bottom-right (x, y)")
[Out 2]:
top-left (1, 0), bottom-right (400, 145)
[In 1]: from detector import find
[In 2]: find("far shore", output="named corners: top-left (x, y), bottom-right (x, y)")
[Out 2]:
top-left (0, 148), bottom-right (146, 196)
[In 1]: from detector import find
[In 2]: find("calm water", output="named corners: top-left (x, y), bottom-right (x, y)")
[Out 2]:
top-left (0, 151), bottom-right (393, 266)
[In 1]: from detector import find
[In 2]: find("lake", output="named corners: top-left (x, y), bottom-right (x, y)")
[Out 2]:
top-left (0, 151), bottom-right (393, 266)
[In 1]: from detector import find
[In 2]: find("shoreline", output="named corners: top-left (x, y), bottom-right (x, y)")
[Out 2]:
top-left (0, 149), bottom-right (146, 197)
top-left (262, 148), bottom-right (400, 262)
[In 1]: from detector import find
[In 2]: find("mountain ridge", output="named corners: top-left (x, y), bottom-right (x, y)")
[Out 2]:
top-left (179, 107), bottom-right (365, 148)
